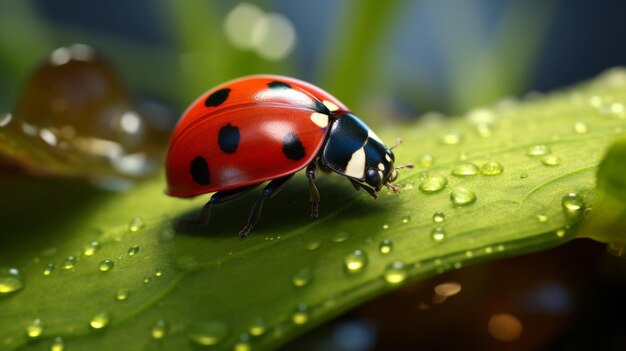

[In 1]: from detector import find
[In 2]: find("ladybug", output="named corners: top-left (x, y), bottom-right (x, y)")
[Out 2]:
top-left (165, 75), bottom-right (411, 237)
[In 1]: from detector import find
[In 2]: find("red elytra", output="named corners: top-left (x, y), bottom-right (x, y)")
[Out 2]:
top-left (165, 75), bottom-right (348, 198)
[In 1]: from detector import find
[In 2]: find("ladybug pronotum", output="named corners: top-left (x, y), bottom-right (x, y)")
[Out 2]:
top-left (165, 75), bottom-right (411, 237)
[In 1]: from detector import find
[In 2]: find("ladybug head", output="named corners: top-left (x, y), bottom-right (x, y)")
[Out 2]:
top-left (362, 137), bottom-right (412, 192)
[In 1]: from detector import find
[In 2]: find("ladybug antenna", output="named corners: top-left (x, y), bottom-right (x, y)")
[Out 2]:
top-left (385, 181), bottom-right (400, 193)
top-left (390, 138), bottom-right (403, 150)
top-left (395, 163), bottom-right (414, 170)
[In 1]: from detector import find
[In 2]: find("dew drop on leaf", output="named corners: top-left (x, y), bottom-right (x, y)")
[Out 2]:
top-left (0, 267), bottom-right (24, 295)
top-left (440, 130), bottom-right (463, 145)
top-left (43, 263), bottom-right (55, 276)
top-left (541, 154), bottom-right (561, 166)
top-left (418, 153), bottom-right (434, 168)
top-left (248, 318), bottom-right (267, 337)
top-left (431, 227), bottom-right (446, 242)
top-left (154, 268), bottom-right (163, 277)
top-left (401, 215), bottom-right (411, 223)
top-left (480, 161), bottom-right (504, 175)
top-left (291, 303), bottom-right (310, 325)
top-left (151, 320), bottom-right (168, 339)
top-left (384, 261), bottom-right (408, 285)
top-left (574, 121), bottom-right (589, 134)
top-left (98, 259), bottom-right (114, 272)
top-left (292, 267), bottom-right (313, 287)
top-left (128, 217), bottom-right (145, 232)
top-left (378, 239), bottom-right (393, 254)
top-left (343, 249), bottom-right (368, 273)
top-left (306, 241), bottom-right (320, 251)
top-left (115, 289), bottom-right (129, 301)
top-left (450, 187), bottom-right (477, 206)
top-left (536, 214), bottom-right (548, 223)
top-left (186, 320), bottom-right (229, 346)
top-left (26, 318), bottom-right (44, 338)
top-left (433, 211), bottom-right (446, 223)
top-left (51, 336), bottom-right (64, 351)
top-left (561, 193), bottom-right (585, 218)
top-left (527, 144), bottom-right (551, 156)
top-left (61, 256), bottom-right (77, 270)
top-left (451, 162), bottom-right (479, 176)
top-left (127, 245), bottom-right (140, 256)
top-left (89, 311), bottom-right (110, 329)
top-left (82, 241), bottom-right (100, 256)
top-left (330, 231), bottom-right (350, 243)
top-left (556, 228), bottom-right (567, 238)
top-left (419, 175), bottom-right (448, 193)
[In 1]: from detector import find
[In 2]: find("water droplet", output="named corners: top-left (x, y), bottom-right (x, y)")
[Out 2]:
top-left (450, 187), bottom-right (477, 206)
top-left (561, 193), bottom-right (585, 218)
top-left (151, 320), bottom-right (168, 339)
top-left (291, 303), bottom-right (309, 325)
top-left (82, 241), bottom-right (100, 256)
top-left (476, 123), bottom-right (493, 138)
top-left (306, 241), bottom-right (320, 251)
top-left (401, 215), bottom-right (411, 223)
top-left (343, 249), bottom-right (368, 273)
top-left (186, 320), bottom-right (229, 346)
top-left (248, 318), bottom-right (267, 336)
top-left (440, 130), bottom-right (463, 145)
top-left (26, 318), bottom-right (44, 338)
top-left (434, 282), bottom-right (462, 297)
top-left (154, 268), bottom-right (163, 277)
top-left (451, 162), bottom-right (479, 176)
top-left (556, 228), bottom-right (566, 238)
top-left (497, 244), bottom-right (506, 252)
top-left (418, 154), bottom-right (435, 168)
top-left (0, 267), bottom-right (24, 294)
top-left (433, 211), bottom-right (446, 223)
top-left (419, 175), bottom-right (448, 193)
top-left (235, 340), bottom-right (252, 351)
top-left (143, 276), bottom-right (152, 284)
top-left (382, 224), bottom-right (389, 230)
top-left (292, 267), bottom-right (313, 287)
top-left (527, 144), bottom-right (551, 156)
top-left (480, 161), bottom-right (504, 175)
top-left (115, 289), bottom-right (129, 301)
top-left (128, 245), bottom-right (140, 256)
top-left (129, 217), bottom-right (145, 232)
top-left (51, 336), bottom-right (64, 351)
top-left (378, 239), bottom-right (393, 254)
top-left (541, 154), bottom-right (561, 166)
top-left (484, 246), bottom-right (494, 254)
top-left (330, 231), bottom-right (350, 243)
top-left (431, 227), bottom-right (446, 242)
top-left (98, 259), bottom-right (114, 272)
top-left (384, 261), bottom-right (408, 285)
top-left (536, 214), bottom-right (548, 222)
top-left (61, 256), bottom-right (77, 270)
top-left (89, 311), bottom-right (110, 329)
top-left (574, 121), bottom-right (588, 134)
top-left (465, 250), bottom-right (474, 258)
top-left (43, 263), bottom-right (55, 276)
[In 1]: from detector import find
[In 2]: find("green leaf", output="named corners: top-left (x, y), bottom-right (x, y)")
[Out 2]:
top-left (1, 68), bottom-right (626, 351)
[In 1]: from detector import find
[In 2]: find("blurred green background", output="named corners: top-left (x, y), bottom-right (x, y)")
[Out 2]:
top-left (1, 0), bottom-right (626, 350)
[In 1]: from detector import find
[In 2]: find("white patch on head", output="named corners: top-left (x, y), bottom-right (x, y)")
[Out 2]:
top-left (344, 147), bottom-right (366, 179)
top-left (323, 100), bottom-right (339, 112)
top-left (310, 112), bottom-right (329, 128)
top-left (378, 171), bottom-right (384, 180)
top-left (378, 163), bottom-right (385, 171)
top-left (368, 129), bottom-right (383, 144)
top-left (385, 154), bottom-right (392, 162)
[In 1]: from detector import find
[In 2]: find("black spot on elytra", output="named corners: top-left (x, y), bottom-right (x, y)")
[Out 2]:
top-left (282, 133), bottom-right (305, 161)
top-left (205, 88), bottom-right (231, 107)
top-left (267, 81), bottom-right (292, 89)
top-left (190, 156), bottom-right (210, 185)
top-left (314, 100), bottom-right (331, 115)
top-left (218, 123), bottom-right (240, 153)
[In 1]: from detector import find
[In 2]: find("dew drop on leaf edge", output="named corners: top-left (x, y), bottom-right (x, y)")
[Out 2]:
top-left (291, 303), bottom-right (310, 325)
top-left (384, 261), bottom-right (408, 285)
top-left (0, 267), bottom-right (24, 294)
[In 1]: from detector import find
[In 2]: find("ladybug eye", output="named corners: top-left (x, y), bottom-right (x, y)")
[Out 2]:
top-left (366, 168), bottom-right (382, 187)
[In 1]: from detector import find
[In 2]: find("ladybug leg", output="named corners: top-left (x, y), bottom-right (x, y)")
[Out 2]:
top-left (306, 162), bottom-right (320, 219)
top-left (239, 174), bottom-right (294, 238)
top-left (348, 178), bottom-right (378, 199)
top-left (179, 184), bottom-right (260, 229)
